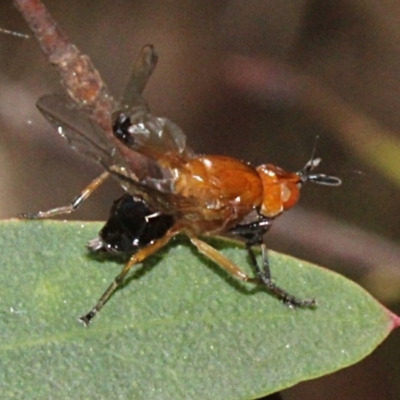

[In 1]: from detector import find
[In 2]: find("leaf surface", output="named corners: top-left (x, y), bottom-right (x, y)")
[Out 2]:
top-left (0, 220), bottom-right (397, 399)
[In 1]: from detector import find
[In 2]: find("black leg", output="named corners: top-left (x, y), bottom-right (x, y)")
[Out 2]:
top-left (229, 216), bottom-right (273, 245)
top-left (246, 243), bottom-right (315, 308)
top-left (230, 216), bottom-right (315, 307)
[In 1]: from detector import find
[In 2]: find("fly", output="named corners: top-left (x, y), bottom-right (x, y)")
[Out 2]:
top-left (14, 0), bottom-right (341, 326)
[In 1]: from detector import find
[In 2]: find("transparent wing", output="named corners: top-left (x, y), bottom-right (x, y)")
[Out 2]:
top-left (113, 111), bottom-right (195, 164)
top-left (37, 93), bottom-right (122, 166)
top-left (36, 45), bottom-right (162, 175)
top-left (37, 45), bottom-right (199, 213)
top-left (113, 45), bottom-right (195, 164)
top-left (120, 44), bottom-right (159, 111)
top-left (37, 93), bottom-right (172, 182)
top-left (37, 93), bottom-right (199, 214)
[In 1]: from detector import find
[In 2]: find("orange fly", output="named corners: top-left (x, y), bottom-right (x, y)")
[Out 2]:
top-left (14, 0), bottom-right (341, 326)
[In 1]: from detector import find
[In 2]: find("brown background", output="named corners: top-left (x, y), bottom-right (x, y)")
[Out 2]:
top-left (1, 1), bottom-right (400, 398)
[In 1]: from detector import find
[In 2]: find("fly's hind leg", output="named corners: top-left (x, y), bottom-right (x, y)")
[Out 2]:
top-left (19, 171), bottom-right (109, 219)
top-left (190, 237), bottom-right (315, 308)
top-left (79, 229), bottom-right (178, 326)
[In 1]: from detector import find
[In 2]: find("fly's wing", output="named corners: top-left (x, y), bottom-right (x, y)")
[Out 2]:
top-left (37, 93), bottom-right (199, 214)
top-left (121, 45), bottom-right (158, 112)
top-left (113, 110), bottom-right (195, 163)
top-left (37, 93), bottom-right (121, 166)
top-left (108, 166), bottom-right (199, 214)
top-left (37, 45), bottom-right (198, 213)
top-left (36, 45), bottom-right (162, 177)
top-left (114, 45), bottom-right (195, 164)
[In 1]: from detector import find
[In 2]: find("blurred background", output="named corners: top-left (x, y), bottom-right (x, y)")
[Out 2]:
top-left (1, 0), bottom-right (400, 398)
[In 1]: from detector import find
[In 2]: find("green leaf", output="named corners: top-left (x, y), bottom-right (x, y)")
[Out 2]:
top-left (0, 220), bottom-right (397, 399)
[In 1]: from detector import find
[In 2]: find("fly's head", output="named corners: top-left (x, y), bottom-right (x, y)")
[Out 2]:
top-left (256, 157), bottom-right (341, 218)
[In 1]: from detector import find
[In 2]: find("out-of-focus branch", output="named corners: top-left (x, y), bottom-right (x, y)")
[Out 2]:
top-left (225, 55), bottom-right (400, 188)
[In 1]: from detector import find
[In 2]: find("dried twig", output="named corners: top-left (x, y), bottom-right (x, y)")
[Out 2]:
top-left (13, 0), bottom-right (114, 135)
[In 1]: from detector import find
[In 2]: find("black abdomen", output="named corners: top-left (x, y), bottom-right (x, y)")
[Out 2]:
top-left (89, 194), bottom-right (174, 254)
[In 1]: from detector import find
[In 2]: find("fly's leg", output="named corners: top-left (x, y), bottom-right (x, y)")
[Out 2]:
top-left (190, 237), bottom-right (251, 281)
top-left (247, 243), bottom-right (315, 308)
top-left (190, 237), bottom-right (315, 308)
top-left (79, 229), bottom-right (178, 326)
top-left (19, 171), bottom-right (109, 219)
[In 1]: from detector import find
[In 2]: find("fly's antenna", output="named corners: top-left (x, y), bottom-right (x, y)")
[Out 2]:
top-left (297, 136), bottom-right (342, 186)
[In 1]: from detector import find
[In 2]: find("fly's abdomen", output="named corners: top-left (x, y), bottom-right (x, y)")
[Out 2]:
top-left (89, 194), bottom-right (174, 254)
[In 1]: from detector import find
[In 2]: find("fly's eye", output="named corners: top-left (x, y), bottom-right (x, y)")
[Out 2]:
top-left (112, 113), bottom-right (135, 146)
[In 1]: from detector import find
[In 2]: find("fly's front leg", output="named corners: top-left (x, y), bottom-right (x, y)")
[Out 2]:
top-left (247, 243), bottom-right (316, 308)
top-left (19, 171), bottom-right (109, 219)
